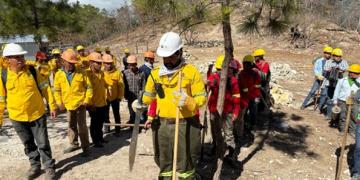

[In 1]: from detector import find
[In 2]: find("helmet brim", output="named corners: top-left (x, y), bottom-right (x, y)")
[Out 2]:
top-left (4, 51), bottom-right (27, 57)
top-left (156, 44), bottom-right (183, 57)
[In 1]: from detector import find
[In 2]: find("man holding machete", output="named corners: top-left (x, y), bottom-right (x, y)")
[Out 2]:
top-left (142, 32), bottom-right (206, 180)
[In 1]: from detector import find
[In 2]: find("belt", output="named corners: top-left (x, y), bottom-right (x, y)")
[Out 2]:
top-left (159, 117), bottom-right (188, 124)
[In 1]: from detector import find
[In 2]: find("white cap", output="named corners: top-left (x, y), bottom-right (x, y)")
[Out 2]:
top-left (156, 32), bottom-right (183, 57)
top-left (2, 43), bottom-right (27, 57)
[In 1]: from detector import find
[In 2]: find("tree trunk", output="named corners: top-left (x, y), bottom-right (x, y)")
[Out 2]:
top-left (30, 0), bottom-right (44, 49)
top-left (214, 0), bottom-right (234, 179)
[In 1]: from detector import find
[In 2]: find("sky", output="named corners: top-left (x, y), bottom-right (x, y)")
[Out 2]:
top-left (67, 0), bottom-right (129, 11)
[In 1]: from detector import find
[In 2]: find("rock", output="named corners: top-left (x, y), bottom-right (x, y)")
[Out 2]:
top-left (270, 62), bottom-right (304, 82)
top-left (270, 83), bottom-right (294, 106)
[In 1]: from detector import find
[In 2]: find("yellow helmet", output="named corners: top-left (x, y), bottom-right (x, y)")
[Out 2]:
top-left (323, 46), bottom-right (333, 54)
top-left (95, 47), bottom-right (102, 53)
top-left (124, 48), bottom-right (130, 53)
top-left (332, 48), bottom-right (343, 57)
top-left (243, 55), bottom-right (254, 63)
top-left (348, 64), bottom-right (360, 74)
top-left (215, 55), bottom-right (225, 69)
top-left (253, 48), bottom-right (265, 57)
top-left (51, 48), bottom-right (61, 55)
top-left (76, 45), bottom-right (85, 51)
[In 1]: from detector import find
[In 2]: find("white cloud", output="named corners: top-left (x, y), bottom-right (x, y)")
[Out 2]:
top-left (67, 0), bottom-right (128, 11)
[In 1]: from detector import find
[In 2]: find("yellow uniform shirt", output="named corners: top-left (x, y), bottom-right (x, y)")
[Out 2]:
top-left (86, 70), bottom-right (107, 107)
top-left (77, 55), bottom-right (89, 70)
top-left (53, 69), bottom-right (93, 110)
top-left (0, 56), bottom-right (8, 70)
top-left (104, 69), bottom-right (124, 102)
top-left (142, 64), bottom-right (206, 119)
top-left (0, 66), bottom-right (56, 123)
top-left (48, 58), bottom-right (59, 73)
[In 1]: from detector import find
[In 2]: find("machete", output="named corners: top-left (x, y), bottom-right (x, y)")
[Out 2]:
top-left (129, 90), bottom-right (144, 171)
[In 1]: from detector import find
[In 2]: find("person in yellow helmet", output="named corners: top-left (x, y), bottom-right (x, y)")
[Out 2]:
top-left (320, 48), bottom-right (349, 121)
top-left (142, 32), bottom-right (206, 179)
top-left (350, 64), bottom-right (360, 179)
top-left (48, 48), bottom-right (61, 86)
top-left (102, 54), bottom-right (124, 135)
top-left (54, 49), bottom-right (92, 155)
top-left (104, 46), bottom-right (118, 65)
top-left (76, 45), bottom-right (89, 69)
top-left (301, 46), bottom-right (333, 110)
top-left (252, 48), bottom-right (271, 112)
top-left (122, 48), bottom-right (130, 70)
top-left (332, 64), bottom-right (360, 135)
top-left (1, 43), bottom-right (57, 179)
top-left (86, 52), bottom-right (108, 147)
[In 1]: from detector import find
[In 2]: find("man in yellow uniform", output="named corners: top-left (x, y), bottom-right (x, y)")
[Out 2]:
top-left (76, 45), bottom-right (89, 69)
top-left (0, 43), bottom-right (57, 179)
top-left (49, 49), bottom-right (61, 74)
top-left (143, 32), bottom-right (206, 180)
top-left (35, 51), bottom-right (51, 79)
top-left (53, 49), bottom-right (92, 155)
top-left (87, 52), bottom-right (108, 147)
top-left (104, 46), bottom-right (118, 65)
top-left (103, 54), bottom-right (124, 135)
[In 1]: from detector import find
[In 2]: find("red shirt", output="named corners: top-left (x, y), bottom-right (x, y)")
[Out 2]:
top-left (207, 72), bottom-right (241, 116)
top-left (256, 60), bottom-right (270, 74)
top-left (238, 69), bottom-right (261, 103)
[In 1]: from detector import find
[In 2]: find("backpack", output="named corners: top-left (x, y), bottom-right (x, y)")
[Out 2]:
top-left (1, 66), bottom-right (42, 94)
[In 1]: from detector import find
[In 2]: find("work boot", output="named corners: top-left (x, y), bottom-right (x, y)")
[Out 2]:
top-left (63, 146), bottom-right (80, 154)
top-left (93, 143), bottom-right (104, 148)
top-left (45, 168), bottom-right (56, 180)
top-left (81, 148), bottom-right (91, 157)
top-left (26, 166), bottom-right (41, 179)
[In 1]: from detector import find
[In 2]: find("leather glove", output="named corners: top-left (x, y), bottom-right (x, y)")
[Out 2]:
top-left (173, 91), bottom-right (197, 111)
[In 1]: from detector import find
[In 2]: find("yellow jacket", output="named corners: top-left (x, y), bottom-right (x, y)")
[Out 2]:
top-left (104, 69), bottom-right (124, 101)
top-left (53, 69), bottom-right (93, 110)
top-left (25, 61), bottom-right (50, 78)
top-left (0, 66), bottom-right (57, 124)
top-left (142, 64), bottom-right (206, 119)
top-left (48, 58), bottom-right (59, 73)
top-left (77, 55), bottom-right (89, 70)
top-left (0, 56), bottom-right (8, 70)
top-left (86, 70), bottom-right (107, 107)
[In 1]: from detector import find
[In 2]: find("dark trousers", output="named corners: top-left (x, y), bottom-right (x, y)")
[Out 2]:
top-left (302, 79), bottom-right (321, 108)
top-left (247, 99), bottom-right (259, 128)
top-left (127, 97), bottom-right (136, 124)
top-left (318, 86), bottom-right (329, 110)
top-left (88, 106), bottom-right (107, 144)
top-left (337, 100), bottom-right (356, 134)
top-left (11, 115), bottom-right (55, 169)
top-left (105, 100), bottom-right (121, 133)
top-left (152, 117), bottom-right (201, 180)
top-left (127, 97), bottom-right (146, 124)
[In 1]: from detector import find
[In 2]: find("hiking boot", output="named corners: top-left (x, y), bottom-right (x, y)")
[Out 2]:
top-left (45, 168), bottom-right (56, 180)
top-left (26, 166), bottom-right (41, 180)
top-left (63, 146), bottom-right (80, 154)
top-left (81, 148), bottom-right (91, 157)
top-left (93, 143), bottom-right (104, 148)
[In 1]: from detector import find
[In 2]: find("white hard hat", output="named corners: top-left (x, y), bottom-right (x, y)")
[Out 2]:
top-left (3, 43), bottom-right (27, 57)
top-left (156, 32), bottom-right (183, 57)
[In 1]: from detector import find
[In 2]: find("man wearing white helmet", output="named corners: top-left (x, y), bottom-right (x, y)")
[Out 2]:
top-left (0, 43), bottom-right (57, 179)
top-left (142, 32), bottom-right (206, 179)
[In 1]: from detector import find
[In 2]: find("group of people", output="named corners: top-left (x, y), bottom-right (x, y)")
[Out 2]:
top-left (0, 41), bottom-right (156, 179)
top-left (1, 30), bottom-right (358, 180)
top-left (301, 46), bottom-right (360, 179)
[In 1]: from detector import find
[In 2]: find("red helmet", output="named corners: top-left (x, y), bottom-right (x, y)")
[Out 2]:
top-left (229, 59), bottom-right (241, 71)
top-left (36, 51), bottom-right (47, 60)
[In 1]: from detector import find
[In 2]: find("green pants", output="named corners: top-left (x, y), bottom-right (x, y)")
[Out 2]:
top-left (152, 117), bottom-right (201, 180)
